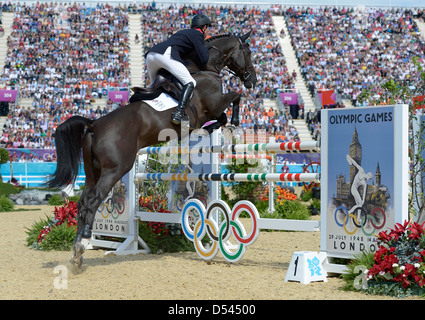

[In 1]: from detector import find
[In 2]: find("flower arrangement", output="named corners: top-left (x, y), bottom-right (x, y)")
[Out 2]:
top-left (27, 200), bottom-right (78, 250)
top-left (139, 195), bottom-right (174, 238)
top-left (138, 195), bottom-right (193, 253)
top-left (139, 195), bottom-right (169, 213)
top-left (52, 200), bottom-right (78, 227)
top-left (275, 186), bottom-right (297, 204)
top-left (365, 220), bottom-right (425, 296)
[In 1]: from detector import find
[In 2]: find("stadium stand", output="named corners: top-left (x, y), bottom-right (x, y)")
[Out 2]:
top-left (0, 3), bottom-right (424, 156)
top-left (283, 6), bottom-right (425, 107)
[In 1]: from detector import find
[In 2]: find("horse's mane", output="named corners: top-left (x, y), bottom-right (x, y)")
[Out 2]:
top-left (205, 33), bottom-right (233, 43)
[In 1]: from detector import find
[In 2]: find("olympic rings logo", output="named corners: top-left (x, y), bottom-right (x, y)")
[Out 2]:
top-left (334, 205), bottom-right (386, 236)
top-left (181, 199), bottom-right (260, 263)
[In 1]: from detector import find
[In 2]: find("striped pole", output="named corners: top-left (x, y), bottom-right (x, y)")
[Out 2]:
top-left (139, 141), bottom-right (319, 155)
top-left (134, 172), bottom-right (320, 183)
top-left (221, 154), bottom-right (272, 161)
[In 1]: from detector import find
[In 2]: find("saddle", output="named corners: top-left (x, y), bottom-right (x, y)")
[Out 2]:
top-left (130, 69), bottom-right (183, 103)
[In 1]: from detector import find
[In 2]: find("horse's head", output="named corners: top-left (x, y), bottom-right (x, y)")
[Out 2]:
top-left (233, 31), bottom-right (257, 89)
top-left (206, 32), bottom-right (257, 89)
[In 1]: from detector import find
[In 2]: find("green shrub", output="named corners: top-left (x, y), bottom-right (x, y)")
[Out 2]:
top-left (0, 194), bottom-right (14, 212)
top-left (0, 181), bottom-right (21, 197)
top-left (254, 200), bottom-right (269, 216)
top-left (39, 223), bottom-right (76, 251)
top-left (311, 198), bottom-right (320, 209)
top-left (26, 215), bottom-right (51, 246)
top-left (300, 190), bottom-right (313, 202)
top-left (272, 199), bottom-right (311, 220)
top-left (48, 194), bottom-right (64, 206)
top-left (67, 195), bottom-right (80, 202)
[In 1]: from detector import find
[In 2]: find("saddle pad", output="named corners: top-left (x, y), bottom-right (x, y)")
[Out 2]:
top-left (143, 92), bottom-right (178, 112)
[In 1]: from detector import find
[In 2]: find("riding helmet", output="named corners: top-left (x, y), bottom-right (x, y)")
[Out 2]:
top-left (191, 14), bottom-right (212, 28)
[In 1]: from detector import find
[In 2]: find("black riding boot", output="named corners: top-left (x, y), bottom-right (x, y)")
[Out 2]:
top-left (171, 82), bottom-right (194, 125)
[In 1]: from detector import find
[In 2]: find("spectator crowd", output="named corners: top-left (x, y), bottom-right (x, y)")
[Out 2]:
top-left (0, 2), bottom-right (423, 158)
top-left (140, 4), bottom-right (300, 142)
top-left (284, 6), bottom-right (425, 106)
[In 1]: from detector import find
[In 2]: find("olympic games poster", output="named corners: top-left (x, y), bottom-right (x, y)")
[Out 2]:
top-left (92, 171), bottom-right (131, 237)
top-left (321, 105), bottom-right (409, 258)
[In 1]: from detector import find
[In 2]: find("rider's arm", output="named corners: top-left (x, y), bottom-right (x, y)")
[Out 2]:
top-left (190, 29), bottom-right (209, 65)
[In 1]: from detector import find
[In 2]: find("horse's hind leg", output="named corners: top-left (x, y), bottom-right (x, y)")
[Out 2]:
top-left (72, 133), bottom-right (98, 267)
top-left (73, 177), bottom-right (100, 267)
top-left (73, 169), bottom-right (127, 267)
top-left (73, 187), bottom-right (92, 268)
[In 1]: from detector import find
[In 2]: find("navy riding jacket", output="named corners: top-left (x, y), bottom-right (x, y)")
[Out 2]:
top-left (147, 28), bottom-right (209, 66)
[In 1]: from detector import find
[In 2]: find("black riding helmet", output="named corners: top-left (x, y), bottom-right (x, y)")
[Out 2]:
top-left (191, 14), bottom-right (212, 28)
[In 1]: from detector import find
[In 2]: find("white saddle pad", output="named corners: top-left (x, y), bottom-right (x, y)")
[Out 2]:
top-left (143, 93), bottom-right (178, 112)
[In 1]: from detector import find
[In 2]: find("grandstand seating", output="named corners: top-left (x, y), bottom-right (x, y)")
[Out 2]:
top-left (284, 6), bottom-right (425, 106)
top-left (0, 3), bottom-right (424, 154)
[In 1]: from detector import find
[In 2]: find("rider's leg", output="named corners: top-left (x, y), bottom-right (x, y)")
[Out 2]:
top-left (145, 47), bottom-right (197, 124)
top-left (171, 82), bottom-right (195, 124)
top-left (145, 52), bottom-right (162, 87)
top-left (165, 60), bottom-right (196, 124)
top-left (154, 47), bottom-right (197, 124)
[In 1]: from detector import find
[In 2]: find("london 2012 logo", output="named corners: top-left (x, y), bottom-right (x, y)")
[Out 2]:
top-left (181, 199), bottom-right (260, 262)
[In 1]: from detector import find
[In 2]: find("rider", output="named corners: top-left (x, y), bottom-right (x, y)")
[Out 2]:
top-left (145, 14), bottom-right (212, 125)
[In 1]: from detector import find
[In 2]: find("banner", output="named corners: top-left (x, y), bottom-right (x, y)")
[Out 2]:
top-left (279, 92), bottom-right (298, 105)
top-left (321, 90), bottom-right (335, 108)
top-left (7, 148), bottom-right (56, 162)
top-left (92, 171), bottom-right (131, 236)
top-left (317, 91), bottom-right (336, 106)
top-left (108, 90), bottom-right (129, 103)
top-left (0, 90), bottom-right (18, 102)
top-left (321, 105), bottom-right (409, 258)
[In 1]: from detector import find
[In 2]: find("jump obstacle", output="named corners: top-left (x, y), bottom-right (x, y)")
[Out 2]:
top-left (90, 126), bottom-right (339, 282)
top-left (89, 105), bottom-right (410, 284)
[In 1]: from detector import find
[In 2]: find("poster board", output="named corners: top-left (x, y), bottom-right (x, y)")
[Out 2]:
top-left (92, 170), bottom-right (132, 237)
top-left (320, 105), bottom-right (409, 258)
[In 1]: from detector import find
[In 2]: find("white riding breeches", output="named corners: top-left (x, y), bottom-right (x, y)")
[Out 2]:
top-left (146, 47), bottom-right (196, 87)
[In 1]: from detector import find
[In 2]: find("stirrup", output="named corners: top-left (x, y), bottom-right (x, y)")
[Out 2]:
top-left (171, 111), bottom-right (194, 130)
top-left (171, 109), bottom-right (186, 125)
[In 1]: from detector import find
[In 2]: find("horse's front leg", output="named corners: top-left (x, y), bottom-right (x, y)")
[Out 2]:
top-left (218, 91), bottom-right (241, 126)
top-left (229, 92), bottom-right (241, 127)
top-left (203, 113), bottom-right (227, 134)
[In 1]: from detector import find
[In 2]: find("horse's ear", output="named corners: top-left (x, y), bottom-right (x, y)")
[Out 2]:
top-left (239, 30), bottom-right (252, 42)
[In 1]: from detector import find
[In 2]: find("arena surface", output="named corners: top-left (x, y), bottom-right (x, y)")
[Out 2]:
top-left (1, 205), bottom-right (418, 300)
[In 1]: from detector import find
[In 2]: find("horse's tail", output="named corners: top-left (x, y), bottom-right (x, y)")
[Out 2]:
top-left (46, 116), bottom-right (93, 188)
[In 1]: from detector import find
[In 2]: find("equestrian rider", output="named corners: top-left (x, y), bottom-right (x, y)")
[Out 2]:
top-left (145, 14), bottom-right (211, 125)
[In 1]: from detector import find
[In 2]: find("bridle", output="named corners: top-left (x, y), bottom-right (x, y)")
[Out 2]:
top-left (209, 36), bottom-right (252, 82)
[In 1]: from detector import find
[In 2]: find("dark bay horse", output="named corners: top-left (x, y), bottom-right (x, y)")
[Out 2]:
top-left (47, 32), bottom-right (257, 267)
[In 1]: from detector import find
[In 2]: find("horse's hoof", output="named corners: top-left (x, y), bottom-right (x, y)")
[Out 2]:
top-left (73, 256), bottom-right (83, 269)
top-left (73, 242), bottom-right (85, 268)
top-left (225, 125), bottom-right (236, 133)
